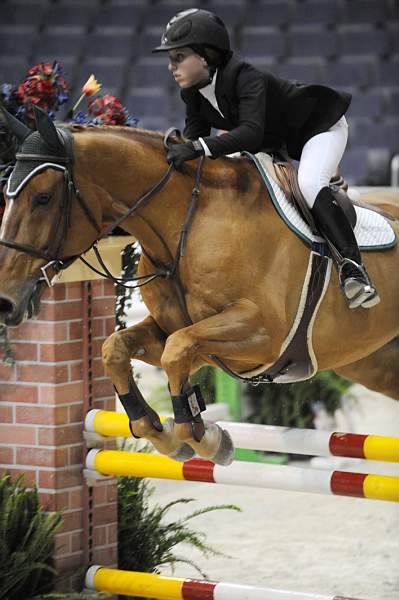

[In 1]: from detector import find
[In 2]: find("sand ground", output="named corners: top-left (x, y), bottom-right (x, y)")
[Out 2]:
top-left (145, 385), bottom-right (399, 600)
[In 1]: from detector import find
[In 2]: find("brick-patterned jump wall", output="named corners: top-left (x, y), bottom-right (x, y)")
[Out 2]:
top-left (0, 279), bottom-right (118, 591)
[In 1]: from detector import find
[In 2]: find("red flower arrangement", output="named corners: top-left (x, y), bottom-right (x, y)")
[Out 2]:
top-left (16, 62), bottom-right (69, 120)
top-left (88, 95), bottom-right (129, 125)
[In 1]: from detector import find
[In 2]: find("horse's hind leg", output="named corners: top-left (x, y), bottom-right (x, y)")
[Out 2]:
top-left (334, 336), bottom-right (399, 401)
top-left (102, 315), bottom-right (194, 460)
top-left (160, 298), bottom-right (272, 465)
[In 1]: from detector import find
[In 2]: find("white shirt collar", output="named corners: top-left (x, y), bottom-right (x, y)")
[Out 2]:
top-left (198, 69), bottom-right (224, 118)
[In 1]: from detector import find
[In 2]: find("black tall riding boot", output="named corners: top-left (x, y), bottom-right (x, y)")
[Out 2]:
top-left (311, 186), bottom-right (380, 309)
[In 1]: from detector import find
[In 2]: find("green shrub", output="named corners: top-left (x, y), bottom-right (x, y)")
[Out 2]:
top-left (0, 325), bottom-right (14, 365)
top-left (246, 370), bottom-right (352, 429)
top-left (118, 473), bottom-right (239, 599)
top-left (0, 474), bottom-right (62, 600)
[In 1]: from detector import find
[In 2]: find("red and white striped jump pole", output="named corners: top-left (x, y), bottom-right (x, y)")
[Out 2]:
top-left (85, 409), bottom-right (399, 463)
top-left (85, 450), bottom-right (399, 503)
top-left (85, 566), bottom-right (364, 599)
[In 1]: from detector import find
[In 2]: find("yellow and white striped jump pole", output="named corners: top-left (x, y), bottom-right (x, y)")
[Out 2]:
top-left (85, 566), bottom-right (364, 600)
top-left (85, 409), bottom-right (399, 463)
top-left (85, 449), bottom-right (399, 503)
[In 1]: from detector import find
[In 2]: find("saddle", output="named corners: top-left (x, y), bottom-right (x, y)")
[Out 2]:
top-left (266, 152), bottom-right (395, 233)
top-left (264, 152), bottom-right (356, 231)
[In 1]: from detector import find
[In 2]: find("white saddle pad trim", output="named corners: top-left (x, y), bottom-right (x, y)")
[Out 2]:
top-left (253, 152), bottom-right (396, 251)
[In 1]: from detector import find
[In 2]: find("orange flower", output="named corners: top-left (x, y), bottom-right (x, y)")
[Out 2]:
top-left (82, 74), bottom-right (102, 97)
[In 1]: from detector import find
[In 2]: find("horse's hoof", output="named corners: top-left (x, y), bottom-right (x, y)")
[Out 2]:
top-left (210, 425), bottom-right (235, 466)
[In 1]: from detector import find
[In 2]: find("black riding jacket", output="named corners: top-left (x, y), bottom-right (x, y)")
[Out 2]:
top-left (181, 56), bottom-right (351, 161)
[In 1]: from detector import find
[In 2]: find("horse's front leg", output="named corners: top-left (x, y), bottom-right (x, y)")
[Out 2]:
top-left (102, 315), bottom-right (195, 460)
top-left (161, 299), bottom-right (273, 465)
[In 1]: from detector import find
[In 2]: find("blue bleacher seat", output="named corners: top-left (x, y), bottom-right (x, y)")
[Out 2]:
top-left (291, 1), bottom-right (339, 26)
top-left (324, 57), bottom-right (375, 88)
top-left (128, 56), bottom-right (174, 90)
top-left (346, 90), bottom-right (384, 119)
top-left (242, 0), bottom-right (292, 28)
top-left (94, 1), bottom-right (146, 29)
top-left (387, 90), bottom-right (399, 116)
top-left (85, 27), bottom-right (138, 60)
top-left (141, 2), bottom-right (210, 27)
top-left (340, 147), bottom-right (369, 185)
top-left (0, 26), bottom-right (37, 58)
top-left (126, 87), bottom-right (172, 122)
top-left (240, 27), bottom-right (287, 59)
top-left (33, 27), bottom-right (86, 61)
top-left (340, 0), bottom-right (390, 25)
top-left (277, 58), bottom-right (326, 84)
top-left (338, 25), bottom-right (390, 58)
top-left (389, 24), bottom-right (399, 55)
top-left (237, 55), bottom-right (277, 74)
top-left (136, 116), bottom-right (170, 132)
top-left (375, 57), bottom-right (399, 87)
top-left (351, 119), bottom-right (399, 150)
top-left (77, 58), bottom-right (128, 90)
top-left (44, 3), bottom-right (96, 28)
top-left (139, 26), bottom-right (164, 55)
top-left (289, 27), bottom-right (337, 58)
top-left (0, 58), bottom-right (31, 85)
top-left (2, 2), bottom-right (47, 27)
top-left (206, 1), bottom-right (246, 27)
top-left (2, 0), bottom-right (397, 184)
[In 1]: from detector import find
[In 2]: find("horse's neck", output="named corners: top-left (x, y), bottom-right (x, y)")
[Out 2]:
top-left (74, 130), bottom-right (189, 262)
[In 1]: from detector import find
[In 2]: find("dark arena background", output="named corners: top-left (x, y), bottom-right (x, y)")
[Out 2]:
top-left (1, 0), bottom-right (398, 184)
top-left (1, 2), bottom-right (399, 599)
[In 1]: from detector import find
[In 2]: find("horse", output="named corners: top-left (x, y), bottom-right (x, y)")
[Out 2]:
top-left (1, 105), bottom-right (399, 465)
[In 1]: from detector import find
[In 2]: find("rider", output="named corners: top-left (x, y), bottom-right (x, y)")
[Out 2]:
top-left (152, 8), bottom-right (379, 309)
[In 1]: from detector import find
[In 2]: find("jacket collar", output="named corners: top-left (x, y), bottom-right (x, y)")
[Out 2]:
top-left (215, 56), bottom-right (243, 115)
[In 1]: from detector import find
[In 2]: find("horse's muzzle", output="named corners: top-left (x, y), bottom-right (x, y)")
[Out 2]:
top-left (0, 295), bottom-right (17, 325)
top-left (0, 281), bottom-right (43, 326)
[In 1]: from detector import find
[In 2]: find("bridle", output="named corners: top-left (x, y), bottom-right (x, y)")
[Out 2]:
top-left (0, 127), bottom-right (187, 289)
top-left (0, 124), bottom-right (273, 385)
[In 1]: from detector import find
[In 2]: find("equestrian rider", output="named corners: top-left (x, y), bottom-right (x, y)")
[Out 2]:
top-left (152, 8), bottom-right (379, 309)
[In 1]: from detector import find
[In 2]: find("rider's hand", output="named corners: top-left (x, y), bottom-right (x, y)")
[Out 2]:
top-left (166, 140), bottom-right (204, 169)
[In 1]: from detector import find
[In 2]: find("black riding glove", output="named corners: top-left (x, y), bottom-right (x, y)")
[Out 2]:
top-left (166, 140), bottom-right (204, 169)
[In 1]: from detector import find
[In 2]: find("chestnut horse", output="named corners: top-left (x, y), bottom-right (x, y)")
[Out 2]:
top-left (1, 106), bottom-right (399, 465)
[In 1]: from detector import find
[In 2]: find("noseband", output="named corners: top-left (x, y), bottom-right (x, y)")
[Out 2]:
top-left (0, 126), bottom-right (179, 288)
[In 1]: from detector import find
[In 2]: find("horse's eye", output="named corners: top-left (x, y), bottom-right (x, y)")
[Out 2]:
top-left (32, 192), bottom-right (51, 206)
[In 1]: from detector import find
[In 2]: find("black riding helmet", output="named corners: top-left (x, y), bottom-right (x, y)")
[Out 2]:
top-left (152, 8), bottom-right (232, 64)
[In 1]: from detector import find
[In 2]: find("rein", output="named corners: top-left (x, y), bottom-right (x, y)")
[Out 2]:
top-left (0, 125), bottom-right (264, 384)
top-left (0, 127), bottom-right (200, 291)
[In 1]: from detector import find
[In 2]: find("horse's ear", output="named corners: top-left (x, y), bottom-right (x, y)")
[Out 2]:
top-left (0, 102), bottom-right (31, 143)
top-left (33, 104), bottom-right (63, 152)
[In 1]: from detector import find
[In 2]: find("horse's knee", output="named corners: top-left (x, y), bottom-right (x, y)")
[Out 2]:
top-left (102, 332), bottom-right (130, 375)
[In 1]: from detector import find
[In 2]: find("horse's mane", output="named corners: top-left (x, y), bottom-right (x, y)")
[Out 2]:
top-left (67, 124), bottom-right (254, 192)
top-left (68, 123), bottom-right (166, 152)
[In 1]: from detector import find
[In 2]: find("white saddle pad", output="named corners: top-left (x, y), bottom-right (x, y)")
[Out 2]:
top-left (252, 152), bottom-right (397, 251)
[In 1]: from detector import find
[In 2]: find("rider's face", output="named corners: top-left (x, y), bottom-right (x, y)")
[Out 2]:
top-left (168, 47), bottom-right (209, 88)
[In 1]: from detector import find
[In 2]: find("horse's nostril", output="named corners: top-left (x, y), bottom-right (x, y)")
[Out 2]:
top-left (0, 297), bottom-right (15, 316)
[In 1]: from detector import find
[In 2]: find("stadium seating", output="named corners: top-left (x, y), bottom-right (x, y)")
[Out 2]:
top-left (1, 0), bottom-right (398, 184)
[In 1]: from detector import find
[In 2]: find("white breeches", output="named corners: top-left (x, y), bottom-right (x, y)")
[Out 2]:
top-left (297, 115), bottom-right (349, 209)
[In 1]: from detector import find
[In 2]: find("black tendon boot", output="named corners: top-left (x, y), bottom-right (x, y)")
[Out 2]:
top-left (311, 186), bottom-right (380, 309)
